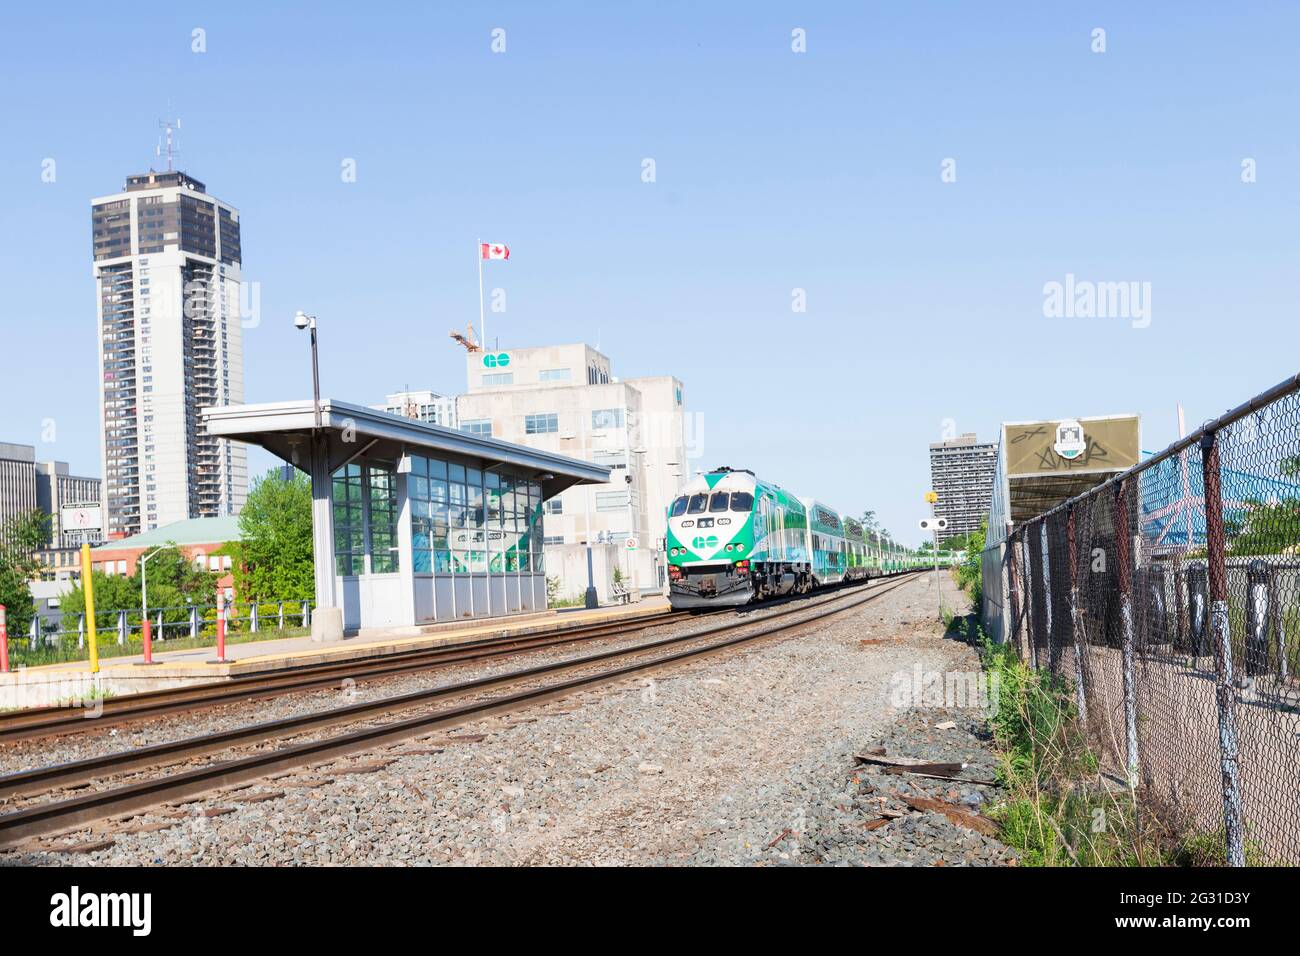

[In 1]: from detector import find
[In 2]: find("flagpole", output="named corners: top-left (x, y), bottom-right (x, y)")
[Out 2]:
top-left (476, 238), bottom-right (486, 348)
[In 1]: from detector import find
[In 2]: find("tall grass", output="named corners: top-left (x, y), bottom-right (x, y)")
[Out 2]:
top-left (978, 631), bottom-right (1185, 866)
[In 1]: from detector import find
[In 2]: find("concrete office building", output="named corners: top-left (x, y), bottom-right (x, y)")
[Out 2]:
top-left (456, 344), bottom-right (689, 600)
top-left (370, 389), bottom-right (458, 429)
top-left (928, 432), bottom-right (998, 540)
top-left (0, 443), bottom-right (101, 553)
top-left (92, 169), bottom-right (248, 541)
top-left (0, 442), bottom-right (37, 544)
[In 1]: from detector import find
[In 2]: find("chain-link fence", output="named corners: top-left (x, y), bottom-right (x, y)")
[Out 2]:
top-left (996, 373), bottom-right (1300, 865)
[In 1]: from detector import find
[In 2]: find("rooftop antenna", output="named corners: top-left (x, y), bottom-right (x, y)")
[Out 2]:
top-left (157, 111), bottom-right (181, 172)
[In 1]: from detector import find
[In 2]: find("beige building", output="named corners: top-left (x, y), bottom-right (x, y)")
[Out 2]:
top-left (456, 344), bottom-right (689, 600)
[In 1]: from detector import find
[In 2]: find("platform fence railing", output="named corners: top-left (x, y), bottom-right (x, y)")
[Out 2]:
top-left (16, 599), bottom-right (315, 664)
top-left (1000, 372), bottom-right (1300, 866)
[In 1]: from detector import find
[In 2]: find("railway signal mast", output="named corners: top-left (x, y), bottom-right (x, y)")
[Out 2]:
top-left (919, 490), bottom-right (948, 621)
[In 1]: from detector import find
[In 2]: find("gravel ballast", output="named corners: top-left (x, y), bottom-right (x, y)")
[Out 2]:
top-left (3, 573), bottom-right (1015, 866)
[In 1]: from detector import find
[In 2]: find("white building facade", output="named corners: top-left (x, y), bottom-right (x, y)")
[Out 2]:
top-left (455, 344), bottom-right (689, 600)
top-left (91, 170), bottom-right (248, 539)
top-left (370, 389), bottom-right (458, 429)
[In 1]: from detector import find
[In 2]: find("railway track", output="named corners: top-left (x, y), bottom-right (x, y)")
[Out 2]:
top-left (0, 609), bottom-right (695, 743)
top-left (0, 571), bottom-right (921, 847)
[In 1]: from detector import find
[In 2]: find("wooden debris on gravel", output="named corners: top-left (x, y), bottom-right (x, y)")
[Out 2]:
top-left (901, 794), bottom-right (999, 838)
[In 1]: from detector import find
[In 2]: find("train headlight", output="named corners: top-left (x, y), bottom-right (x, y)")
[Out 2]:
top-left (725, 543), bottom-right (734, 552)
top-left (734, 543), bottom-right (744, 551)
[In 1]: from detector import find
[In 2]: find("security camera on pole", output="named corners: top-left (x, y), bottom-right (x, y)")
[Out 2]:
top-left (919, 491), bottom-right (948, 621)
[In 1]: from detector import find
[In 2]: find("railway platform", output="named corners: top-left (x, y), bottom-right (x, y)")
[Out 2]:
top-left (0, 597), bottom-right (671, 711)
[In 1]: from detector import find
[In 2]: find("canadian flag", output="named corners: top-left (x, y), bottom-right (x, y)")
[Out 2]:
top-left (480, 243), bottom-right (510, 260)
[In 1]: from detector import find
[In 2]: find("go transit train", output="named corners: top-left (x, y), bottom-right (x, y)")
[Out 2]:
top-left (664, 466), bottom-right (938, 609)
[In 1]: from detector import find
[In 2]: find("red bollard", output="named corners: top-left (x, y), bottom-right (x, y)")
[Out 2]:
top-left (142, 617), bottom-right (153, 665)
top-left (0, 604), bottom-right (8, 674)
top-left (215, 592), bottom-right (227, 663)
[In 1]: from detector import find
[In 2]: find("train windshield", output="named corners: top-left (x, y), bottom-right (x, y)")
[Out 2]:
top-left (708, 492), bottom-right (730, 512)
top-left (729, 492), bottom-right (754, 512)
top-left (669, 496), bottom-right (688, 517)
top-left (686, 494), bottom-right (708, 514)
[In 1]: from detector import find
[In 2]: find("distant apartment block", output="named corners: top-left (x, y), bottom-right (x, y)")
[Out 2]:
top-left (928, 432), bottom-right (997, 539)
top-left (91, 169), bottom-right (248, 540)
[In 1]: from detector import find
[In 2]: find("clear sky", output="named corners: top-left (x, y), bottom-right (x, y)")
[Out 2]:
top-left (1, 2), bottom-right (1296, 545)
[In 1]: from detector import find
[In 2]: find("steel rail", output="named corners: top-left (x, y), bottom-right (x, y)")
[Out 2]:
top-left (0, 572), bottom-right (921, 845)
top-left (0, 610), bottom-right (693, 742)
top-left (0, 575), bottom-right (902, 799)
top-left (0, 572), bottom-right (895, 742)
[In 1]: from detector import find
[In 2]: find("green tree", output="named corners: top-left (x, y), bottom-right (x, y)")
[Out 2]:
top-left (61, 545), bottom-right (215, 631)
top-left (222, 468), bottom-right (314, 603)
top-left (1228, 498), bottom-right (1300, 556)
top-left (0, 509), bottom-right (51, 637)
top-left (955, 519), bottom-right (988, 610)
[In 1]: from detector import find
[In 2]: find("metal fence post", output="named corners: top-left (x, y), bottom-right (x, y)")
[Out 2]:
top-left (1067, 506), bottom-right (1088, 724)
top-left (117, 609), bottom-right (127, 646)
top-left (1006, 536), bottom-right (1023, 653)
top-left (1200, 430), bottom-right (1245, 867)
top-left (1244, 560), bottom-right (1269, 677)
top-left (302, 600), bottom-right (311, 628)
top-left (1146, 566), bottom-right (1168, 648)
top-left (1172, 558), bottom-right (1187, 652)
top-left (1040, 522), bottom-right (1054, 673)
top-left (1021, 533), bottom-right (1037, 670)
top-left (190, 606), bottom-right (200, 639)
top-left (28, 615), bottom-right (39, 650)
top-left (156, 609), bottom-right (165, 642)
top-left (1114, 479), bottom-right (1139, 789)
top-left (1188, 563), bottom-right (1209, 656)
top-left (1266, 565), bottom-right (1287, 682)
top-left (78, 613), bottom-right (85, 649)
top-left (278, 601), bottom-right (286, 630)
top-left (250, 602), bottom-right (259, 634)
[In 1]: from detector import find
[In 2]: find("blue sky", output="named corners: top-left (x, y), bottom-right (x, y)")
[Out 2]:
top-left (1, 2), bottom-right (1296, 544)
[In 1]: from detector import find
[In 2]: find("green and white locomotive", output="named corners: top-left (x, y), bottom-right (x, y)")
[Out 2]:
top-left (665, 466), bottom-right (874, 609)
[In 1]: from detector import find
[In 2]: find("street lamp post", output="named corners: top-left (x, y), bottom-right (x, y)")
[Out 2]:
top-left (139, 545), bottom-right (168, 625)
top-left (294, 311), bottom-right (342, 642)
top-left (294, 311), bottom-right (321, 429)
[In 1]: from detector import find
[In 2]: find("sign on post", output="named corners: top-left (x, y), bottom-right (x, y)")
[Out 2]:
top-left (919, 517), bottom-right (949, 532)
top-left (61, 504), bottom-right (103, 531)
